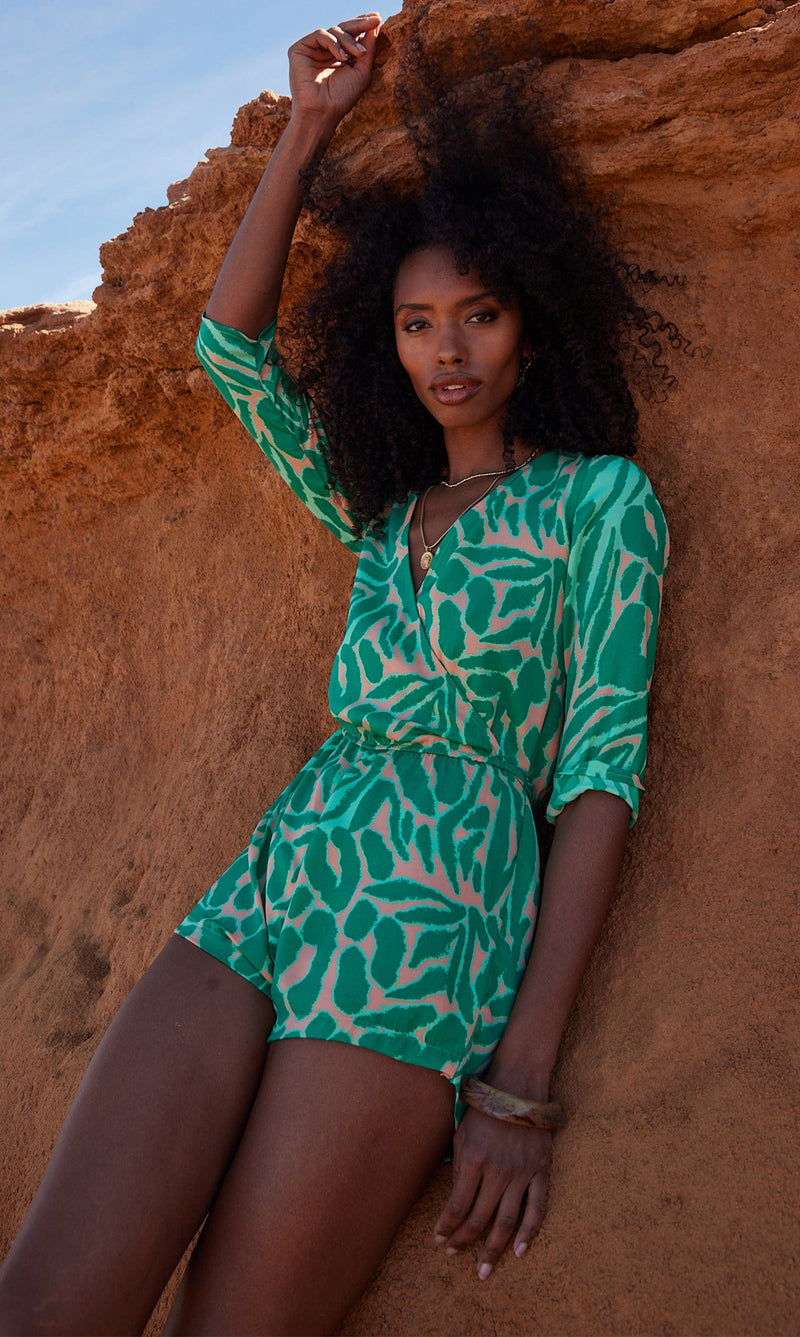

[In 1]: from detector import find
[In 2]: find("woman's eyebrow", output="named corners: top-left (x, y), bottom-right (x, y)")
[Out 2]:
top-left (394, 290), bottom-right (497, 316)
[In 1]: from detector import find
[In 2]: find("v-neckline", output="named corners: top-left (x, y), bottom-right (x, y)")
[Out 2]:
top-left (398, 450), bottom-right (554, 612)
top-left (403, 482), bottom-right (496, 603)
top-left (402, 470), bottom-right (517, 612)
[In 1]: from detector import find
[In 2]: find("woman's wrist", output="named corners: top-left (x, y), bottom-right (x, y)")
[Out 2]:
top-left (287, 107), bottom-right (341, 148)
top-left (482, 1060), bottom-right (554, 1103)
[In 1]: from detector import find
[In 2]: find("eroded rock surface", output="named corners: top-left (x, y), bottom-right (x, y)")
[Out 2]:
top-left (1, 2), bottom-right (797, 1333)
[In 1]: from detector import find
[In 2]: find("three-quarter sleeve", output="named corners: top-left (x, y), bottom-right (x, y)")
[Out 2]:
top-left (195, 314), bottom-right (362, 554)
top-left (547, 455), bottom-right (669, 828)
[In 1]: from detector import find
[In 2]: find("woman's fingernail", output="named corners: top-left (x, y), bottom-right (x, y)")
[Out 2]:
top-left (433, 1234), bottom-right (447, 1245)
top-left (478, 1262), bottom-right (493, 1281)
top-left (515, 1241), bottom-right (528, 1258)
top-left (445, 1246), bottom-right (458, 1256)
top-left (355, 41), bottom-right (367, 51)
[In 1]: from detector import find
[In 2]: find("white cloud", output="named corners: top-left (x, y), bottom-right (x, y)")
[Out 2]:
top-left (0, 47), bottom-right (286, 242)
top-left (51, 270), bottom-right (102, 303)
top-left (0, 0), bottom-right (399, 308)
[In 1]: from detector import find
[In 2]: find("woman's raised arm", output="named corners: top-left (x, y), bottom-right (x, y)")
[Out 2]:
top-left (206, 13), bottom-right (381, 338)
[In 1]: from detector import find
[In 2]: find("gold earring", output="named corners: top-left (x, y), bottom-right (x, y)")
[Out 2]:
top-left (517, 353), bottom-right (535, 385)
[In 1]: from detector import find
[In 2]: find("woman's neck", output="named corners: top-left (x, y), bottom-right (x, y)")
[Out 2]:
top-left (442, 424), bottom-right (522, 484)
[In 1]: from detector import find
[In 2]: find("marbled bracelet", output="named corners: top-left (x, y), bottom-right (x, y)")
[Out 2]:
top-left (460, 1076), bottom-right (566, 1130)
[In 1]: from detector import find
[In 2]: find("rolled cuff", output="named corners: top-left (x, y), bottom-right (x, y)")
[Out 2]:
top-left (196, 311), bottom-right (278, 359)
top-left (546, 764), bottom-right (644, 828)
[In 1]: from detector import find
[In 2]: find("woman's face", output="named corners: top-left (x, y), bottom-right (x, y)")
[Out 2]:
top-left (392, 245), bottom-right (528, 432)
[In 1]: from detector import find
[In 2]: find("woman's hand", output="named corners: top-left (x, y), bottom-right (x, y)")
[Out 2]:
top-left (433, 1107), bottom-right (552, 1280)
top-left (204, 12), bottom-right (380, 334)
top-left (288, 14), bottom-right (381, 126)
top-left (433, 794), bottom-right (630, 1280)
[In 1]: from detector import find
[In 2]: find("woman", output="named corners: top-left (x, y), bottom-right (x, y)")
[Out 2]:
top-left (0, 13), bottom-right (670, 1335)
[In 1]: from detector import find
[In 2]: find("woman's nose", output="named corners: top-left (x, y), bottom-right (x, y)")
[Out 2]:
top-left (436, 325), bottom-right (467, 364)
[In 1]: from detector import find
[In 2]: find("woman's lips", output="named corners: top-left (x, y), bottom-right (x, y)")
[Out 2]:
top-left (430, 381), bottom-right (481, 405)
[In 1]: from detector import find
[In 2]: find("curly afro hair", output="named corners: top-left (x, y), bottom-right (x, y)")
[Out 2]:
top-left (285, 64), bottom-right (682, 538)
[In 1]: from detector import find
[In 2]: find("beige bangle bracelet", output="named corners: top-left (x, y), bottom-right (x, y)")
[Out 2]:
top-left (460, 1076), bottom-right (566, 1130)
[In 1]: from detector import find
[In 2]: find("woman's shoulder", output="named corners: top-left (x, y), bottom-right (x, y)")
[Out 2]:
top-left (550, 451), bottom-right (668, 564)
top-left (565, 450), bottom-right (656, 495)
top-left (554, 450), bottom-right (664, 519)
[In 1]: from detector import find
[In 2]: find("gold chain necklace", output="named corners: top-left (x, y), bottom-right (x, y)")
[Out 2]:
top-left (418, 448), bottom-right (542, 573)
top-left (439, 450), bottom-right (536, 488)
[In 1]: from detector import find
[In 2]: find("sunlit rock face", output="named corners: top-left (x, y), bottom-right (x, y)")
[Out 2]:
top-left (1, 3), bottom-right (797, 1332)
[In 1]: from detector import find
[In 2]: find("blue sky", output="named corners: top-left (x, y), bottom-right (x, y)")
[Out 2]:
top-left (1, 2), bottom-right (397, 311)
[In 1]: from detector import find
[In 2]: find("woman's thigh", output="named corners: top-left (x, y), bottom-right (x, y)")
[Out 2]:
top-left (0, 935), bottom-right (274, 1337)
top-left (165, 1037), bottom-right (455, 1336)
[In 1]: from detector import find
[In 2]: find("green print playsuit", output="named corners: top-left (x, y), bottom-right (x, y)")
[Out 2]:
top-left (175, 314), bottom-right (669, 1111)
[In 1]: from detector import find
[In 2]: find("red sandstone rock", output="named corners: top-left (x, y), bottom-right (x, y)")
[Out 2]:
top-left (1, 3), bottom-right (797, 1333)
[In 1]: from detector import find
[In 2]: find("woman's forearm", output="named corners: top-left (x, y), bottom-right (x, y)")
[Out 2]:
top-left (205, 16), bottom-right (381, 337)
top-left (205, 111), bottom-right (339, 339)
top-left (486, 788), bottom-right (631, 1099)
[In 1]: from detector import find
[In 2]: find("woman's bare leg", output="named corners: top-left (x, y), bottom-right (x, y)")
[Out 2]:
top-left (165, 1038), bottom-right (455, 1336)
top-left (0, 936), bottom-right (274, 1336)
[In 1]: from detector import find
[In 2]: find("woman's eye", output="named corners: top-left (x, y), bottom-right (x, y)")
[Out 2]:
top-left (401, 309), bottom-right (498, 333)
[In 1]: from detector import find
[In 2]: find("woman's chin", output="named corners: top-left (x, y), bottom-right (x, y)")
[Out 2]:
top-left (423, 401), bottom-right (505, 432)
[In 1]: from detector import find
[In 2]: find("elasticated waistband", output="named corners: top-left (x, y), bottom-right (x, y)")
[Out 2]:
top-left (336, 721), bottom-right (537, 801)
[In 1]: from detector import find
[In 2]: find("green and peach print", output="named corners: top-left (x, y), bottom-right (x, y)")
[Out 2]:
top-left (175, 315), bottom-right (668, 1114)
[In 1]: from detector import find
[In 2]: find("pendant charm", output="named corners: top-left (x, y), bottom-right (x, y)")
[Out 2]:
top-left (420, 550), bottom-right (433, 571)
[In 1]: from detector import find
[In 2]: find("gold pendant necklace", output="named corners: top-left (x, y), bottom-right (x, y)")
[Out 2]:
top-left (418, 448), bottom-right (542, 572)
